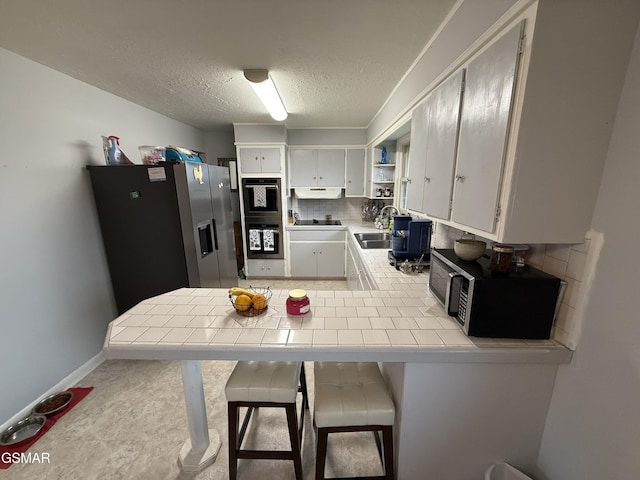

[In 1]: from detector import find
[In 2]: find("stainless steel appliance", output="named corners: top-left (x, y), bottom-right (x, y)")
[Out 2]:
top-left (241, 178), bottom-right (284, 259)
top-left (88, 162), bottom-right (238, 314)
top-left (245, 217), bottom-right (284, 259)
top-left (242, 178), bottom-right (281, 216)
top-left (429, 248), bottom-right (561, 339)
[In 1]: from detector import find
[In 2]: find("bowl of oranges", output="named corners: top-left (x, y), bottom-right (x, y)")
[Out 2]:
top-left (229, 286), bottom-right (272, 316)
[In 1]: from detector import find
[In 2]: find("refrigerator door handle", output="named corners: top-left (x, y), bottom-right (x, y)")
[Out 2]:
top-left (211, 218), bottom-right (219, 250)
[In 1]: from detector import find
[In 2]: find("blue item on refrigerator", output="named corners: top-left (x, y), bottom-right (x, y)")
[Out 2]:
top-left (165, 146), bottom-right (202, 163)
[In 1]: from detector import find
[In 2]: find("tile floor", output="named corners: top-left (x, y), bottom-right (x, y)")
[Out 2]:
top-left (6, 279), bottom-right (386, 480)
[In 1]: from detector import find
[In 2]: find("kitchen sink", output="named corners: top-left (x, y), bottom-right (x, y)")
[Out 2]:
top-left (354, 232), bottom-right (391, 249)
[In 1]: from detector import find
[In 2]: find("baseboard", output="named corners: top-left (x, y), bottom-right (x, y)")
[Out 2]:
top-left (0, 351), bottom-right (105, 432)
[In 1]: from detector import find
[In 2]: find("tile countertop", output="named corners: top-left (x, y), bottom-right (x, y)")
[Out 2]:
top-left (103, 217), bottom-right (572, 364)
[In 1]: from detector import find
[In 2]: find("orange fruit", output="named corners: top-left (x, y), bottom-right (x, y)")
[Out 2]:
top-left (252, 293), bottom-right (268, 310)
top-left (234, 294), bottom-right (252, 311)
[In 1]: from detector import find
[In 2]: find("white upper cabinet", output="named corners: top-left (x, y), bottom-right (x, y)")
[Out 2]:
top-left (317, 149), bottom-right (345, 187)
top-left (451, 23), bottom-right (523, 233)
top-left (407, 70), bottom-right (464, 217)
top-left (345, 148), bottom-right (366, 196)
top-left (423, 70), bottom-right (464, 220)
top-left (238, 147), bottom-right (281, 174)
top-left (406, 100), bottom-right (428, 211)
top-left (289, 149), bottom-right (345, 187)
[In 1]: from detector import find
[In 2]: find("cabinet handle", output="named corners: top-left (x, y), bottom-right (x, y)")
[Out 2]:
top-left (261, 266), bottom-right (265, 270)
top-left (319, 250), bottom-right (322, 254)
top-left (267, 266), bottom-right (271, 270)
top-left (312, 250), bottom-right (316, 254)
top-left (348, 180), bottom-right (352, 183)
top-left (425, 177), bottom-right (431, 183)
top-left (319, 176), bottom-right (323, 179)
top-left (455, 174), bottom-right (465, 182)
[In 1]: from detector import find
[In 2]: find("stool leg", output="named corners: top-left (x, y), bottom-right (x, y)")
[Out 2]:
top-left (315, 427), bottom-right (328, 480)
top-left (228, 402), bottom-right (239, 480)
top-left (382, 426), bottom-right (395, 480)
top-left (299, 362), bottom-right (309, 410)
top-left (285, 404), bottom-right (303, 480)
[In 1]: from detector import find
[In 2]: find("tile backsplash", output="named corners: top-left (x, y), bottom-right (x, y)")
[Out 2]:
top-left (431, 222), bottom-right (593, 350)
top-left (288, 196), bottom-right (392, 221)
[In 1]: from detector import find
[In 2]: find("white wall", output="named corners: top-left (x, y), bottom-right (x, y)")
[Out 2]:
top-left (0, 48), bottom-right (206, 423)
top-left (204, 130), bottom-right (236, 161)
top-left (535, 21), bottom-right (640, 480)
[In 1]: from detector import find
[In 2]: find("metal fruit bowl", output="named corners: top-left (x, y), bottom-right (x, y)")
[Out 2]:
top-left (32, 391), bottom-right (73, 417)
top-left (0, 415), bottom-right (47, 446)
top-left (230, 287), bottom-right (272, 317)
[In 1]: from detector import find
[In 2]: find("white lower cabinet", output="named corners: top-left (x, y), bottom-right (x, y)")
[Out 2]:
top-left (246, 259), bottom-right (285, 277)
top-left (347, 239), bottom-right (374, 291)
top-left (289, 230), bottom-right (346, 278)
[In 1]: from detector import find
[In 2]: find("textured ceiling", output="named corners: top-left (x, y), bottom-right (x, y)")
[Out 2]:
top-left (0, 0), bottom-right (456, 131)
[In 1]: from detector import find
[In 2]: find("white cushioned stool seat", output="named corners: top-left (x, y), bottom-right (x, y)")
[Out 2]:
top-left (225, 360), bottom-right (301, 403)
top-left (314, 362), bottom-right (395, 480)
top-left (225, 361), bottom-right (308, 480)
top-left (314, 361), bottom-right (395, 428)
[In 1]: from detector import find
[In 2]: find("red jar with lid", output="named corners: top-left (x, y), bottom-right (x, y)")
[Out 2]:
top-left (286, 289), bottom-right (310, 315)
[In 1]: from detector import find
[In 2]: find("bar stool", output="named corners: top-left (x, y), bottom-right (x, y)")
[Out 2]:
top-left (314, 362), bottom-right (395, 480)
top-left (225, 361), bottom-right (309, 480)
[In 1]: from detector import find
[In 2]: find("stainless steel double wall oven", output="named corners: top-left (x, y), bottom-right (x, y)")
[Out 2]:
top-left (242, 178), bottom-right (284, 259)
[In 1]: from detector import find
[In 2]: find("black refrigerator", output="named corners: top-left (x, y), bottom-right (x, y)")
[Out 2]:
top-left (88, 162), bottom-right (238, 314)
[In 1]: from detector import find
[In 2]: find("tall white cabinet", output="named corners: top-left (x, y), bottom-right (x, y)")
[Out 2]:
top-left (406, 69), bottom-right (464, 218)
top-left (451, 24), bottom-right (523, 233)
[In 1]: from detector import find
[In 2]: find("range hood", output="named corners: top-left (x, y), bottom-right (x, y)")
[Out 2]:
top-left (294, 187), bottom-right (342, 199)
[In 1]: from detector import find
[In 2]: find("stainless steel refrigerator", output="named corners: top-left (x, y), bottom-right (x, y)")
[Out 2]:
top-left (88, 162), bottom-right (238, 314)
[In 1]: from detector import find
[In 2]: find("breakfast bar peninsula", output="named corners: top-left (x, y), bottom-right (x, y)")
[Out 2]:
top-left (103, 280), bottom-right (571, 479)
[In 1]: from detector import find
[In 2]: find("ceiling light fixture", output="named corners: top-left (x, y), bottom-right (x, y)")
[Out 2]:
top-left (244, 69), bottom-right (288, 121)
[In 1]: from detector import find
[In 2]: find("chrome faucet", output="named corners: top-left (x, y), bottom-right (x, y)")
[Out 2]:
top-left (375, 205), bottom-right (399, 229)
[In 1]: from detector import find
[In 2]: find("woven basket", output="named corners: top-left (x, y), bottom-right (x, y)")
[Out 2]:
top-left (229, 287), bottom-right (272, 317)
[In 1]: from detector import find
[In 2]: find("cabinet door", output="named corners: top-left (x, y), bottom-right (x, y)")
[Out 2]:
top-left (423, 69), bottom-right (464, 219)
top-left (316, 243), bottom-right (345, 277)
top-left (317, 149), bottom-right (345, 187)
top-left (239, 148), bottom-right (262, 174)
top-left (406, 100), bottom-right (429, 212)
top-left (289, 149), bottom-right (318, 187)
top-left (346, 244), bottom-right (358, 290)
top-left (246, 259), bottom-right (284, 277)
top-left (259, 148), bottom-right (281, 173)
top-left (289, 243), bottom-right (317, 277)
top-left (346, 149), bottom-right (366, 196)
top-left (452, 23), bottom-right (523, 233)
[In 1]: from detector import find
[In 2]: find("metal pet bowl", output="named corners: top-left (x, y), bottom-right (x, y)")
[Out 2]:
top-left (32, 391), bottom-right (73, 417)
top-left (0, 415), bottom-right (47, 446)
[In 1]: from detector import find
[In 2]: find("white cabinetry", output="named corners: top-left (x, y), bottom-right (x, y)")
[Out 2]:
top-left (406, 100), bottom-right (428, 212)
top-left (246, 259), bottom-right (285, 277)
top-left (289, 149), bottom-right (345, 188)
top-left (345, 148), bottom-right (366, 196)
top-left (411, 70), bottom-right (464, 219)
top-left (238, 147), bottom-right (281, 174)
top-left (405, 22), bottom-right (522, 239)
top-left (346, 236), bottom-right (374, 290)
top-left (451, 24), bottom-right (522, 234)
top-left (289, 230), bottom-right (345, 278)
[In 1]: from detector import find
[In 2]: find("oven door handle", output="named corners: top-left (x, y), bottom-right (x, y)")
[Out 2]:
top-left (248, 184), bottom-right (279, 190)
top-left (445, 272), bottom-right (462, 314)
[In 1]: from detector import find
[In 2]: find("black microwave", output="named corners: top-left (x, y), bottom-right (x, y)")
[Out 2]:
top-left (429, 249), bottom-right (562, 339)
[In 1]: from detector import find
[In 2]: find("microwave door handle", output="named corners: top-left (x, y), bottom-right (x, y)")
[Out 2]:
top-left (445, 272), bottom-right (462, 314)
